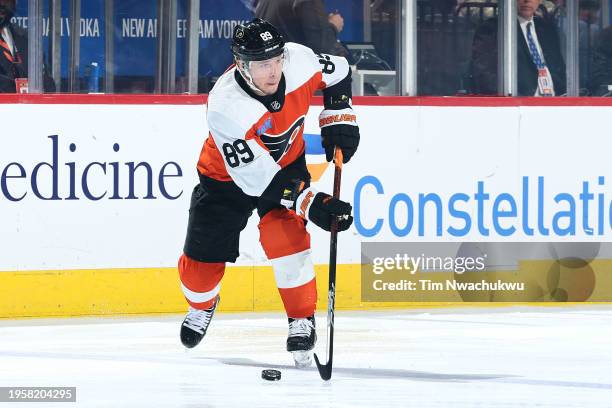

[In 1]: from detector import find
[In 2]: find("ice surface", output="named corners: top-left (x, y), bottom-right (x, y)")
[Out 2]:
top-left (1, 306), bottom-right (611, 407)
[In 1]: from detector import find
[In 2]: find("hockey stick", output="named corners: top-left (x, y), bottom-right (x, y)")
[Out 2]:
top-left (314, 148), bottom-right (343, 381)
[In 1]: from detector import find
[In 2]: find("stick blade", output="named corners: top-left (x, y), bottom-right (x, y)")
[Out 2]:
top-left (314, 353), bottom-right (332, 381)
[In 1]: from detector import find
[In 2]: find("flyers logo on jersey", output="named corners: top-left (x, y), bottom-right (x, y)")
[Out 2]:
top-left (319, 114), bottom-right (357, 127)
top-left (260, 116), bottom-right (305, 162)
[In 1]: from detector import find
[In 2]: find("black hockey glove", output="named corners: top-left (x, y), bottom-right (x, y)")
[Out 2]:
top-left (282, 183), bottom-right (353, 232)
top-left (319, 108), bottom-right (360, 163)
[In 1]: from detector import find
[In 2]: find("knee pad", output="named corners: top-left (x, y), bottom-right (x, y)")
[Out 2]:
top-left (258, 209), bottom-right (316, 318)
top-left (258, 208), bottom-right (310, 260)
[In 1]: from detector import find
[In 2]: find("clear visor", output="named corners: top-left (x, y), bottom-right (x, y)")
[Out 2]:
top-left (241, 52), bottom-right (285, 80)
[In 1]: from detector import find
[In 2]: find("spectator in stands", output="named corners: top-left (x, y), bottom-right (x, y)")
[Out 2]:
top-left (0, 0), bottom-right (54, 93)
top-left (590, 25), bottom-right (612, 95)
top-left (255, 0), bottom-right (348, 57)
top-left (471, 0), bottom-right (566, 96)
top-left (577, 0), bottom-right (600, 91)
top-left (553, 0), bottom-right (600, 91)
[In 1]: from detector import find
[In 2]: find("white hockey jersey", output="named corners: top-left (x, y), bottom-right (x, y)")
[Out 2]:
top-left (197, 42), bottom-right (350, 196)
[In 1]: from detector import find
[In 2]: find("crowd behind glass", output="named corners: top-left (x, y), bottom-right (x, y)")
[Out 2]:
top-left (4, 0), bottom-right (611, 96)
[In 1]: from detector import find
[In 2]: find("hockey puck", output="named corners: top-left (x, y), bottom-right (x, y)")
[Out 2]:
top-left (261, 369), bottom-right (281, 381)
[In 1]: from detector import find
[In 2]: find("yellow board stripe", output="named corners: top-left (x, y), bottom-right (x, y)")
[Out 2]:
top-left (0, 264), bottom-right (609, 319)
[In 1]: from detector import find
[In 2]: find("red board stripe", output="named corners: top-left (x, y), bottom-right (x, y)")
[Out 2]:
top-left (0, 94), bottom-right (611, 107)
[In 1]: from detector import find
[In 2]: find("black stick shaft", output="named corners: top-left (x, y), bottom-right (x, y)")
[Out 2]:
top-left (327, 150), bottom-right (342, 359)
top-left (315, 149), bottom-right (343, 381)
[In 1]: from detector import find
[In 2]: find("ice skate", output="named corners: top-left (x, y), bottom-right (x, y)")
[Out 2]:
top-left (180, 295), bottom-right (220, 348)
top-left (287, 315), bottom-right (316, 368)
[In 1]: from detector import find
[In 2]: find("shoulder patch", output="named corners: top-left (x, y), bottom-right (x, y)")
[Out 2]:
top-left (257, 117), bottom-right (273, 136)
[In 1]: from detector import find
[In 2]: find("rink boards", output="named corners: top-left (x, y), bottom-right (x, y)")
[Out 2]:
top-left (1, 95), bottom-right (612, 317)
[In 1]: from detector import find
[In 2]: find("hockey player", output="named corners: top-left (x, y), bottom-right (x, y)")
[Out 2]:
top-left (177, 18), bottom-right (359, 367)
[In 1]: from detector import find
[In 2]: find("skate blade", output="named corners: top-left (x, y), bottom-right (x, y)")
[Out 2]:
top-left (292, 350), bottom-right (312, 368)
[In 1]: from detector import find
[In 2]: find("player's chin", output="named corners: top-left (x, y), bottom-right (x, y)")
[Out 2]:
top-left (263, 84), bottom-right (279, 95)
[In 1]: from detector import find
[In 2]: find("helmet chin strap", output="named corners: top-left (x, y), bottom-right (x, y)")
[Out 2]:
top-left (236, 60), bottom-right (266, 96)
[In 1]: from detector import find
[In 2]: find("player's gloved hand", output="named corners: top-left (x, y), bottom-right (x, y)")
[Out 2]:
top-left (319, 107), bottom-right (360, 163)
top-left (282, 184), bottom-right (352, 232)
